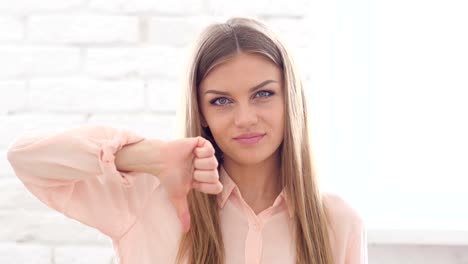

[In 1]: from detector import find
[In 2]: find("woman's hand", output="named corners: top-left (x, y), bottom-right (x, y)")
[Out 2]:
top-left (157, 136), bottom-right (223, 233)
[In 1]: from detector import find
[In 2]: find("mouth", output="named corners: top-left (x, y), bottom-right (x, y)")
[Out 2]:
top-left (233, 133), bottom-right (266, 145)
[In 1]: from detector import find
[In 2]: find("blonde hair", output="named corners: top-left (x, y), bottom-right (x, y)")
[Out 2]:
top-left (176, 17), bottom-right (334, 264)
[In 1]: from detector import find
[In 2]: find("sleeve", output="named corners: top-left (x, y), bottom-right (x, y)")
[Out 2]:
top-left (6, 125), bottom-right (161, 240)
top-left (345, 217), bottom-right (368, 264)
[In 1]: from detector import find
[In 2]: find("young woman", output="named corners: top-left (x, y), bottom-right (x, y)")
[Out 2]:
top-left (7, 17), bottom-right (367, 264)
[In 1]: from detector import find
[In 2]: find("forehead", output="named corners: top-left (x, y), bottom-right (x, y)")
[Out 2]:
top-left (199, 52), bottom-right (282, 93)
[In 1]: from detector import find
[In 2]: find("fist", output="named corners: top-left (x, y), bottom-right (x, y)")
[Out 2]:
top-left (158, 136), bottom-right (223, 233)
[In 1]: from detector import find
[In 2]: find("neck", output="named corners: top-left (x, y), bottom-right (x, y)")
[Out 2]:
top-left (222, 152), bottom-right (282, 211)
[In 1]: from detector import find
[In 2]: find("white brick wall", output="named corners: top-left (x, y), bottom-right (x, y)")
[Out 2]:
top-left (1, 1), bottom-right (466, 263)
top-left (29, 15), bottom-right (140, 44)
top-left (0, 17), bottom-right (24, 41)
top-left (0, 46), bottom-right (80, 77)
top-left (85, 46), bottom-right (185, 78)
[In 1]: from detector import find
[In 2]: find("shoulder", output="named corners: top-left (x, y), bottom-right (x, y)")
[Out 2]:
top-left (321, 192), bottom-right (362, 221)
top-left (321, 192), bottom-right (365, 238)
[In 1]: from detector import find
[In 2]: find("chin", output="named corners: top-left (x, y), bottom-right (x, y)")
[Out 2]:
top-left (234, 157), bottom-right (266, 166)
top-left (227, 149), bottom-right (277, 166)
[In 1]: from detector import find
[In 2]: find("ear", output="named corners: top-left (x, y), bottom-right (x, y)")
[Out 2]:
top-left (200, 115), bottom-right (208, 128)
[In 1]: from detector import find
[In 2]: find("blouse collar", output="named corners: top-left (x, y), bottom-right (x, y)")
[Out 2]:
top-left (216, 165), bottom-right (294, 219)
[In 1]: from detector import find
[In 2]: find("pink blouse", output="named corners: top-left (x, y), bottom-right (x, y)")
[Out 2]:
top-left (6, 125), bottom-right (368, 264)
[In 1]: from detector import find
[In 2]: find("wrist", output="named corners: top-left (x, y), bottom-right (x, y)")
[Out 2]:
top-left (115, 138), bottom-right (165, 176)
top-left (145, 139), bottom-right (168, 178)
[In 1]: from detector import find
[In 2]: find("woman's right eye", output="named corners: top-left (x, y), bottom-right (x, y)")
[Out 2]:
top-left (210, 97), bottom-right (231, 106)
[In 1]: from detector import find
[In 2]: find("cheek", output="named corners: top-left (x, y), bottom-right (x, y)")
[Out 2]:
top-left (270, 106), bottom-right (285, 136)
top-left (261, 101), bottom-right (284, 124)
top-left (205, 112), bottom-right (231, 138)
top-left (270, 115), bottom-right (284, 134)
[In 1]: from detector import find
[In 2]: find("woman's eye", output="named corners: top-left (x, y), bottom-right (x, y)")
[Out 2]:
top-left (255, 90), bottom-right (274, 98)
top-left (211, 97), bottom-right (231, 105)
top-left (209, 91), bottom-right (274, 106)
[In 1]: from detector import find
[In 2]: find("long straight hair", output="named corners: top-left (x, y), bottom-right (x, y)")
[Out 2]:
top-left (175, 17), bottom-right (334, 264)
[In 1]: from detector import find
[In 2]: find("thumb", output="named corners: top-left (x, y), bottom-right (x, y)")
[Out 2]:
top-left (196, 136), bottom-right (206, 148)
top-left (173, 195), bottom-right (191, 233)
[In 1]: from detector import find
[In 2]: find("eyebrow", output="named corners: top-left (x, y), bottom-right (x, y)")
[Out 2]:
top-left (203, 80), bottom-right (278, 96)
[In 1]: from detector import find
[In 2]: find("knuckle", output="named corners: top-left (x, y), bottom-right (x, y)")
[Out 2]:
top-left (193, 170), bottom-right (201, 180)
top-left (195, 148), bottom-right (203, 157)
top-left (209, 172), bottom-right (218, 182)
top-left (207, 145), bottom-right (215, 155)
top-left (203, 150), bottom-right (211, 158)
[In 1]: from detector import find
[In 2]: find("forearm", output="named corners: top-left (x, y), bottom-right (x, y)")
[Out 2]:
top-left (7, 125), bottom-right (148, 187)
top-left (115, 138), bottom-right (165, 177)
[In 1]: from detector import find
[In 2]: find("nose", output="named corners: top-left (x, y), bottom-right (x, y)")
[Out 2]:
top-left (234, 103), bottom-right (258, 128)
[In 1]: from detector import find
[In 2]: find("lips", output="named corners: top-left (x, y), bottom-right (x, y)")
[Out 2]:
top-left (234, 133), bottom-right (265, 139)
top-left (233, 133), bottom-right (266, 145)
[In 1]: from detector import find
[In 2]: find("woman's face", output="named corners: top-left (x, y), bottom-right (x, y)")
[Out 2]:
top-left (199, 52), bottom-right (285, 166)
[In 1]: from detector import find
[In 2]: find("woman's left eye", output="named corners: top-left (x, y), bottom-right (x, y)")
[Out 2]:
top-left (255, 90), bottom-right (274, 98)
